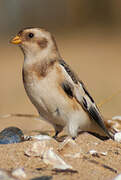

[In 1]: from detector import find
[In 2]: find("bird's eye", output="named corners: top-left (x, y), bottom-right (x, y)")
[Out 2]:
top-left (28, 33), bottom-right (34, 38)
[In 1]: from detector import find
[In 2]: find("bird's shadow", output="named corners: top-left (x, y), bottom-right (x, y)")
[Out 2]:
top-left (30, 130), bottom-right (109, 142)
top-left (78, 131), bottom-right (109, 141)
top-left (54, 131), bottom-right (109, 142)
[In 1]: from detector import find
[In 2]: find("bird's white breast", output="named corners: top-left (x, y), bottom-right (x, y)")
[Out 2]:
top-left (23, 62), bottom-right (91, 131)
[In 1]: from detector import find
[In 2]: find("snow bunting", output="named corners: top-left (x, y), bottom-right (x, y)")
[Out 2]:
top-left (10, 27), bottom-right (113, 139)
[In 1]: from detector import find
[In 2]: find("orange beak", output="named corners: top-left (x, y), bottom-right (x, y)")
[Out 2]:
top-left (10, 35), bottom-right (22, 44)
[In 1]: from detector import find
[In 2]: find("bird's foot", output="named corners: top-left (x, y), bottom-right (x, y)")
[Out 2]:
top-left (52, 131), bottom-right (60, 139)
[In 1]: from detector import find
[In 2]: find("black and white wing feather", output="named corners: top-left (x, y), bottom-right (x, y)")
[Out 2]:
top-left (74, 82), bottom-right (113, 139)
top-left (59, 59), bottom-right (113, 139)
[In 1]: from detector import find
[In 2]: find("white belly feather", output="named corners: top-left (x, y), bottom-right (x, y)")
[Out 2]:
top-left (23, 65), bottom-right (91, 137)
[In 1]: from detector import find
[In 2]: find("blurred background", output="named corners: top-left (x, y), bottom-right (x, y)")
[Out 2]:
top-left (0, 0), bottom-right (121, 130)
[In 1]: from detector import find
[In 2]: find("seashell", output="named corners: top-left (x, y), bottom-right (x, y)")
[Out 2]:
top-left (113, 174), bottom-right (121, 180)
top-left (114, 132), bottom-right (121, 142)
top-left (0, 127), bottom-right (24, 144)
top-left (25, 139), bottom-right (73, 170)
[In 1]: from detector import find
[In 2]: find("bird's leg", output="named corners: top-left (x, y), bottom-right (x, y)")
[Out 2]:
top-left (58, 136), bottom-right (76, 151)
top-left (66, 119), bottom-right (81, 140)
top-left (52, 124), bottom-right (63, 139)
top-left (53, 130), bottom-right (60, 139)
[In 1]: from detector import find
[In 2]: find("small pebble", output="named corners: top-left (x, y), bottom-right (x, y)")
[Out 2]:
top-left (100, 152), bottom-right (107, 156)
top-left (12, 168), bottom-right (26, 179)
top-left (89, 150), bottom-right (97, 155)
top-left (89, 150), bottom-right (107, 156)
top-left (0, 169), bottom-right (17, 180)
top-left (0, 127), bottom-right (24, 144)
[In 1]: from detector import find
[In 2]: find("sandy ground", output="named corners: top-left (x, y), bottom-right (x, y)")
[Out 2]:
top-left (0, 120), bottom-right (121, 180)
top-left (0, 31), bottom-right (121, 179)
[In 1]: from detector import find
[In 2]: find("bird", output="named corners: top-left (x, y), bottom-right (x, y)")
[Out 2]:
top-left (10, 27), bottom-right (114, 140)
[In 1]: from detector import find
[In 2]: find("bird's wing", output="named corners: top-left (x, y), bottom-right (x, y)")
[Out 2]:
top-left (59, 59), bottom-right (113, 139)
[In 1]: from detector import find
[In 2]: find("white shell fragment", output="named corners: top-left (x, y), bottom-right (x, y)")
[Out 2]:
top-left (64, 152), bottom-right (82, 158)
top-left (89, 149), bottom-right (107, 156)
top-left (113, 174), bottom-right (121, 180)
top-left (43, 148), bottom-right (72, 169)
top-left (107, 116), bottom-right (121, 132)
top-left (114, 132), bottom-right (121, 142)
top-left (25, 139), bottom-right (73, 170)
top-left (112, 116), bottom-right (121, 120)
top-left (30, 134), bottom-right (52, 141)
top-left (12, 168), bottom-right (27, 179)
top-left (25, 139), bottom-right (58, 157)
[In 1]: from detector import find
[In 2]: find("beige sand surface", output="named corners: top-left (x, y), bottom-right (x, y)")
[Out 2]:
top-left (0, 125), bottom-right (121, 180)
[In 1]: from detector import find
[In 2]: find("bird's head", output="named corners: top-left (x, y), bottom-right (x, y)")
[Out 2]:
top-left (10, 27), bottom-right (60, 62)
